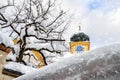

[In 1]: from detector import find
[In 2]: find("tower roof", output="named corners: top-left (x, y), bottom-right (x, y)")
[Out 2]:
top-left (70, 32), bottom-right (90, 42)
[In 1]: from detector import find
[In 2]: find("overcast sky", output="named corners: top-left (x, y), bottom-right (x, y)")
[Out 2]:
top-left (1, 0), bottom-right (120, 49)
top-left (62, 0), bottom-right (120, 48)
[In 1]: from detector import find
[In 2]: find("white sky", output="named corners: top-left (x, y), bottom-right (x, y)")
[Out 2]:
top-left (1, 0), bottom-right (120, 49)
top-left (62, 0), bottom-right (120, 48)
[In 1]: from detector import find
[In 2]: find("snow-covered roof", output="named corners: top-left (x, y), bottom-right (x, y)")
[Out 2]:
top-left (14, 43), bottom-right (120, 80)
top-left (4, 62), bottom-right (38, 74)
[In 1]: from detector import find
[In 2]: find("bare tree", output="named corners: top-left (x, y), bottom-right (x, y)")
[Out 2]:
top-left (0, 0), bottom-right (71, 66)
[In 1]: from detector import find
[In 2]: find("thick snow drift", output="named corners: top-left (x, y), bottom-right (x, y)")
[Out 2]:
top-left (14, 43), bottom-right (120, 80)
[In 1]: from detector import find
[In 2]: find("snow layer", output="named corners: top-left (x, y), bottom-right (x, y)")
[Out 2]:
top-left (14, 43), bottom-right (120, 80)
top-left (6, 52), bottom-right (16, 61)
top-left (0, 31), bottom-right (14, 47)
top-left (4, 62), bottom-right (38, 74)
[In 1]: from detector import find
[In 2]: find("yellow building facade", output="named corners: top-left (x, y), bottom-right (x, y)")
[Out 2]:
top-left (70, 41), bottom-right (90, 54)
top-left (70, 32), bottom-right (90, 54)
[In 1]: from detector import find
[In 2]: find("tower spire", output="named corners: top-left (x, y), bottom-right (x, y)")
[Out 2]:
top-left (78, 23), bottom-right (81, 31)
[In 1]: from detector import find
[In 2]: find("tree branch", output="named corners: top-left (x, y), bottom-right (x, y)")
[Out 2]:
top-left (26, 35), bottom-right (65, 42)
top-left (0, 5), bottom-right (13, 10)
top-left (46, 11), bottom-right (64, 27)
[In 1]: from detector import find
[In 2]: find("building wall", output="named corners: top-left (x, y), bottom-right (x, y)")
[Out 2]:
top-left (0, 51), bottom-right (15, 80)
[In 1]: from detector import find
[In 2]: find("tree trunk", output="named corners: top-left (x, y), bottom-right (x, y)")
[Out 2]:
top-left (17, 48), bottom-right (26, 65)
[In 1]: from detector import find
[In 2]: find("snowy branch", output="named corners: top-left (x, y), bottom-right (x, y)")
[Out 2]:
top-left (0, 0), bottom-right (71, 65)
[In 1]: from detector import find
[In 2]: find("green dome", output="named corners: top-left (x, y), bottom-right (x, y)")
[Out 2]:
top-left (70, 32), bottom-right (90, 42)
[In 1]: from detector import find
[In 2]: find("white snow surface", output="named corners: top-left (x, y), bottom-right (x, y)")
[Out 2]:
top-left (0, 30), bottom-right (14, 47)
top-left (14, 43), bottom-right (120, 80)
top-left (4, 62), bottom-right (38, 74)
top-left (26, 41), bottom-right (67, 51)
top-left (6, 52), bottom-right (16, 61)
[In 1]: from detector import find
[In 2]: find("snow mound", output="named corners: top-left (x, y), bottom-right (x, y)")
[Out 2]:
top-left (14, 43), bottom-right (120, 80)
top-left (4, 62), bottom-right (38, 74)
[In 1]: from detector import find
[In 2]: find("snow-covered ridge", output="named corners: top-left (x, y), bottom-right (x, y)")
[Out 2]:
top-left (14, 43), bottom-right (120, 80)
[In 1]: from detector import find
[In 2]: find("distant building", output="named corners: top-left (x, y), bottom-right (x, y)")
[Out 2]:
top-left (70, 32), bottom-right (90, 54)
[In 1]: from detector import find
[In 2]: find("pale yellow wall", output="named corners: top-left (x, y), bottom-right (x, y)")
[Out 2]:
top-left (0, 63), bottom-right (3, 80)
top-left (0, 51), bottom-right (15, 80)
top-left (0, 51), bottom-right (7, 64)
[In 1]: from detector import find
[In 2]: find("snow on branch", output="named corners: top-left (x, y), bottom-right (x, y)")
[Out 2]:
top-left (26, 35), bottom-right (65, 42)
top-left (0, 0), bottom-right (71, 66)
